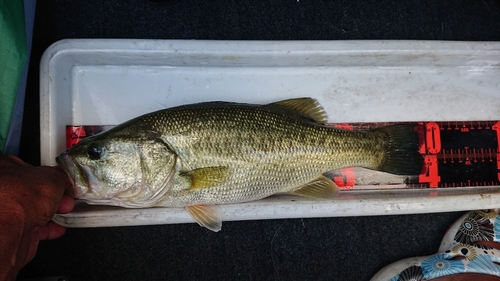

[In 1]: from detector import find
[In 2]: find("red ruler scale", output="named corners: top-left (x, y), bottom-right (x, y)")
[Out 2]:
top-left (328, 121), bottom-right (500, 190)
top-left (66, 120), bottom-right (500, 191)
top-left (66, 125), bottom-right (114, 148)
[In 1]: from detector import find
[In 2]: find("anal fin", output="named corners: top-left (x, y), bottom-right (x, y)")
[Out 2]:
top-left (286, 175), bottom-right (340, 199)
top-left (185, 205), bottom-right (222, 232)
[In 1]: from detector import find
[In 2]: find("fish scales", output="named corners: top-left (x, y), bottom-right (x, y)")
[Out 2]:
top-left (140, 103), bottom-right (387, 207)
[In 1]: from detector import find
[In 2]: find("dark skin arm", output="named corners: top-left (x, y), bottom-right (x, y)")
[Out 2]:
top-left (0, 155), bottom-right (74, 281)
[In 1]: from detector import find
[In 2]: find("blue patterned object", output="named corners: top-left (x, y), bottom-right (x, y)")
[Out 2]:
top-left (421, 254), bottom-right (465, 279)
top-left (467, 255), bottom-right (500, 276)
top-left (494, 216), bottom-right (500, 241)
top-left (373, 210), bottom-right (500, 281)
top-left (454, 212), bottom-right (493, 246)
top-left (451, 243), bottom-right (478, 261)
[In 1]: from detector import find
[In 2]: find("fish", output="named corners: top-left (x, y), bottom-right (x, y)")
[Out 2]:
top-left (56, 98), bottom-right (423, 232)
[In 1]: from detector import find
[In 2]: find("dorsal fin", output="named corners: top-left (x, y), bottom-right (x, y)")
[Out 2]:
top-left (270, 98), bottom-right (328, 124)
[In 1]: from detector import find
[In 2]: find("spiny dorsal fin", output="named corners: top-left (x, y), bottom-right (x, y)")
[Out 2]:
top-left (185, 205), bottom-right (222, 232)
top-left (286, 175), bottom-right (339, 198)
top-left (270, 98), bottom-right (328, 124)
top-left (184, 166), bottom-right (229, 190)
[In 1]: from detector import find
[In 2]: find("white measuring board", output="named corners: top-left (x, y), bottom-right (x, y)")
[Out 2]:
top-left (39, 39), bottom-right (500, 228)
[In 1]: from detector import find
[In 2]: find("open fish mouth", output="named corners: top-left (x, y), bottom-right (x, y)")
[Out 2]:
top-left (56, 152), bottom-right (89, 197)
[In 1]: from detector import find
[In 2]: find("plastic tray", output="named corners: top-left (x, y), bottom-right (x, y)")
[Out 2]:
top-left (40, 39), bottom-right (500, 228)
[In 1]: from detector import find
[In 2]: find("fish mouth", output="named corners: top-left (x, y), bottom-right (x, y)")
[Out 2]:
top-left (56, 152), bottom-right (88, 197)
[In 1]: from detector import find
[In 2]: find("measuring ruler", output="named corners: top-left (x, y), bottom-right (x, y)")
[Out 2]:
top-left (66, 120), bottom-right (500, 191)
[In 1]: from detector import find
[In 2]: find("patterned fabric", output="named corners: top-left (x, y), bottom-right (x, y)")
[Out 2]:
top-left (376, 210), bottom-right (500, 280)
top-left (421, 253), bottom-right (465, 279)
top-left (454, 211), bottom-right (494, 246)
top-left (395, 265), bottom-right (424, 281)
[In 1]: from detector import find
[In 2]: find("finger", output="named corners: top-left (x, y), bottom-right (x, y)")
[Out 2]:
top-left (57, 194), bottom-right (76, 214)
top-left (38, 221), bottom-right (67, 240)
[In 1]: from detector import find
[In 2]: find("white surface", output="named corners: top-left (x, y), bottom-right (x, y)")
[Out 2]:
top-left (40, 39), bottom-right (500, 228)
top-left (54, 188), bottom-right (500, 228)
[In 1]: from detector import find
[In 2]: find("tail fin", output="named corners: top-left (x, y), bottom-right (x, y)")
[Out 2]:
top-left (372, 125), bottom-right (423, 175)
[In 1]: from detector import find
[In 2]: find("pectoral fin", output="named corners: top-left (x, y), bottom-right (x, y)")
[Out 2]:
top-left (286, 175), bottom-right (339, 199)
top-left (183, 166), bottom-right (229, 190)
top-left (185, 205), bottom-right (222, 232)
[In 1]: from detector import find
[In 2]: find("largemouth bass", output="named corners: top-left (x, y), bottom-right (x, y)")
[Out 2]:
top-left (56, 98), bottom-right (422, 231)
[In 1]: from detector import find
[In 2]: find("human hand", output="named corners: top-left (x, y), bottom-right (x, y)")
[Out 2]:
top-left (0, 154), bottom-right (74, 281)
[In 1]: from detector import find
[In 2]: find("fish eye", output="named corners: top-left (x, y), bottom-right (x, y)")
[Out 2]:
top-left (87, 143), bottom-right (103, 160)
